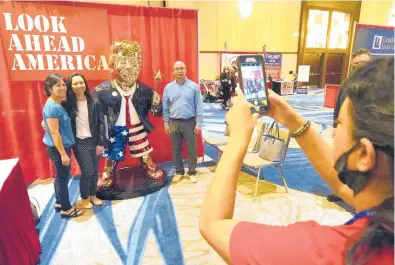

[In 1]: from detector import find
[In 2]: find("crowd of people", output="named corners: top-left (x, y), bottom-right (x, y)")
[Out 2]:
top-left (41, 39), bottom-right (394, 264)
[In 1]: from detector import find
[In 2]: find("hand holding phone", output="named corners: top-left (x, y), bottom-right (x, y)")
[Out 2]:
top-left (236, 55), bottom-right (270, 114)
top-left (225, 87), bottom-right (259, 141)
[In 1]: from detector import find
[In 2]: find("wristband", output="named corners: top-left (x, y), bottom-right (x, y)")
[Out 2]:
top-left (290, 121), bottom-right (311, 138)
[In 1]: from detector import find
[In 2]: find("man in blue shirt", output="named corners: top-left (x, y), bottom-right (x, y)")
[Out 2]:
top-left (163, 61), bottom-right (203, 183)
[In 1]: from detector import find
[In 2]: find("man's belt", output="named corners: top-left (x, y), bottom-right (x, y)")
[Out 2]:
top-left (170, 117), bottom-right (194, 121)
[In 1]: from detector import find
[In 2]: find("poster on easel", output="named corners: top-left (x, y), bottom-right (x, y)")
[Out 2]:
top-left (297, 65), bottom-right (310, 82)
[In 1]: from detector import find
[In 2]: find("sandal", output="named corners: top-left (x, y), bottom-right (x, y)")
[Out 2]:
top-left (54, 203), bottom-right (61, 212)
top-left (60, 207), bottom-right (83, 218)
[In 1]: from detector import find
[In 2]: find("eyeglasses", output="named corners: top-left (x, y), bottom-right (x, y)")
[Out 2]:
top-left (173, 67), bottom-right (186, 71)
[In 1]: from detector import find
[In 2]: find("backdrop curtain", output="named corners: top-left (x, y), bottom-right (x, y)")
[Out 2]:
top-left (0, 1), bottom-right (201, 184)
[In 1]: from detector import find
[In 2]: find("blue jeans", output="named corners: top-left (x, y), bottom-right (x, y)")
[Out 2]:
top-left (46, 146), bottom-right (72, 211)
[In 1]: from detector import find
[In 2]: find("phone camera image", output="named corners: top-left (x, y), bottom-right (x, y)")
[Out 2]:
top-left (240, 62), bottom-right (267, 107)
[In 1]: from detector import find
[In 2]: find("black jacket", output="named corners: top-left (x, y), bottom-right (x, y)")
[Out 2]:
top-left (220, 72), bottom-right (232, 91)
top-left (92, 80), bottom-right (162, 138)
top-left (63, 97), bottom-right (106, 146)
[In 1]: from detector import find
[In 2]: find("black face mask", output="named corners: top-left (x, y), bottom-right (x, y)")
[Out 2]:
top-left (334, 144), bottom-right (370, 196)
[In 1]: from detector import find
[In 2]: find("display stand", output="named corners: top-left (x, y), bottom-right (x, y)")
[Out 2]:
top-left (97, 167), bottom-right (167, 200)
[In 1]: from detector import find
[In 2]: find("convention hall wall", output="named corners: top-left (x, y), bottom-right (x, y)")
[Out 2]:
top-left (83, 0), bottom-right (394, 81)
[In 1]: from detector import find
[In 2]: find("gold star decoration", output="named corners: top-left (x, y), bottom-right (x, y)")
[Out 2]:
top-left (153, 70), bottom-right (164, 80)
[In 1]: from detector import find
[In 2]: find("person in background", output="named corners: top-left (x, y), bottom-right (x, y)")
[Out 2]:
top-left (163, 61), bottom-right (203, 183)
top-left (328, 48), bottom-right (372, 203)
top-left (227, 68), bottom-right (237, 108)
top-left (230, 68), bottom-right (237, 95)
top-left (200, 58), bottom-right (394, 265)
top-left (64, 73), bottom-right (105, 209)
top-left (220, 66), bottom-right (232, 109)
top-left (42, 73), bottom-right (83, 218)
top-left (231, 60), bottom-right (238, 83)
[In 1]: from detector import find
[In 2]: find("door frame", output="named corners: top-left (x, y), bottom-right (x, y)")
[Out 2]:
top-left (297, 1), bottom-right (361, 88)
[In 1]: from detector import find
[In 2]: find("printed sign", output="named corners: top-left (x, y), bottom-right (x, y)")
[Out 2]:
top-left (280, 81), bottom-right (294, 95)
top-left (352, 24), bottom-right (394, 58)
top-left (265, 67), bottom-right (281, 80)
top-left (0, 2), bottom-right (110, 81)
top-left (265, 52), bottom-right (282, 66)
top-left (296, 87), bottom-right (308, 94)
top-left (264, 52), bottom-right (282, 80)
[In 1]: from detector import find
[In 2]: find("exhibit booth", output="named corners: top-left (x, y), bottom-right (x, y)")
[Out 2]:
top-left (0, 1), bottom-right (202, 184)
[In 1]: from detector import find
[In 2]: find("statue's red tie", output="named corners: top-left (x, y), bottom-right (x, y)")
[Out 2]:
top-left (124, 96), bottom-right (132, 128)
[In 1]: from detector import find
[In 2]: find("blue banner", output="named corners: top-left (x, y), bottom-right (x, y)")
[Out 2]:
top-left (352, 25), bottom-right (394, 58)
top-left (265, 52), bottom-right (282, 66)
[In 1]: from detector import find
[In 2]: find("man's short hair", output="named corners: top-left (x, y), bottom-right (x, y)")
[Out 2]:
top-left (352, 48), bottom-right (371, 59)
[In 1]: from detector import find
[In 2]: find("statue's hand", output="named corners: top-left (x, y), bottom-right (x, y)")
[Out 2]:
top-left (152, 92), bottom-right (160, 105)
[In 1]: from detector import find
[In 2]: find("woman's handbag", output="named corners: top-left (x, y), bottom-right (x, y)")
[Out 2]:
top-left (259, 121), bottom-right (287, 162)
top-left (30, 197), bottom-right (41, 225)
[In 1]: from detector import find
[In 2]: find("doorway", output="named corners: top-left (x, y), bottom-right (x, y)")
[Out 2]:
top-left (297, 1), bottom-right (361, 88)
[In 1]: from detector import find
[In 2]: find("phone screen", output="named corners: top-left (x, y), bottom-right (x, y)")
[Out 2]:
top-left (239, 62), bottom-right (268, 108)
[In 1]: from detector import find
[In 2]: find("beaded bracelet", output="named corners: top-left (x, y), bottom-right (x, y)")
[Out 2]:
top-left (290, 121), bottom-right (311, 138)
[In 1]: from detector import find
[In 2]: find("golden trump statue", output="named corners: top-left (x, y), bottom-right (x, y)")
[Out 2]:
top-left (93, 39), bottom-right (166, 199)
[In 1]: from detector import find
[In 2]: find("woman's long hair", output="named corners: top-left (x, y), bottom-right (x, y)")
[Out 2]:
top-left (222, 65), bottom-right (231, 74)
top-left (343, 57), bottom-right (394, 264)
top-left (65, 73), bottom-right (92, 118)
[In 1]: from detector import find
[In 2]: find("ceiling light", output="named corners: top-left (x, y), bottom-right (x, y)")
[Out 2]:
top-left (238, 0), bottom-right (253, 19)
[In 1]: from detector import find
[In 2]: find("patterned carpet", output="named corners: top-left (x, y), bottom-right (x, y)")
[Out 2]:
top-left (29, 91), bottom-right (353, 265)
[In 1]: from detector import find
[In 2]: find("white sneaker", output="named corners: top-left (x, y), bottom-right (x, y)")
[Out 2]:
top-left (172, 174), bottom-right (184, 183)
top-left (189, 174), bottom-right (198, 183)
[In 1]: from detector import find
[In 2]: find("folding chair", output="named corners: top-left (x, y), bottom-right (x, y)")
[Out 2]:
top-left (241, 127), bottom-right (291, 200)
top-left (216, 120), bottom-right (266, 168)
top-left (202, 124), bottom-right (230, 163)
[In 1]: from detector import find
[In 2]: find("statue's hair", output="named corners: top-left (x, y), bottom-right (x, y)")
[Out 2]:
top-left (108, 39), bottom-right (142, 69)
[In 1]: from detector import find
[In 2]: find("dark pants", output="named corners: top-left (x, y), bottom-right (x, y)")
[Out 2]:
top-left (47, 146), bottom-right (72, 211)
top-left (222, 86), bottom-right (231, 107)
top-left (169, 118), bottom-right (197, 175)
top-left (73, 138), bottom-right (100, 199)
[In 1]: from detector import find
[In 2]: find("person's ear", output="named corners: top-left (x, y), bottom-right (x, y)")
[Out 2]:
top-left (355, 138), bottom-right (376, 172)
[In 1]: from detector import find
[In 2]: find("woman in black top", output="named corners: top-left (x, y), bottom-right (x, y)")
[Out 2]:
top-left (64, 73), bottom-right (106, 209)
top-left (220, 66), bottom-right (232, 109)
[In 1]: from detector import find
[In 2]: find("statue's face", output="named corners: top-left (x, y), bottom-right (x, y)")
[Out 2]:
top-left (113, 52), bottom-right (141, 87)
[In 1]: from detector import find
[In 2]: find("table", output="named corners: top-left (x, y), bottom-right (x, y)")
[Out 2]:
top-left (0, 159), bottom-right (41, 265)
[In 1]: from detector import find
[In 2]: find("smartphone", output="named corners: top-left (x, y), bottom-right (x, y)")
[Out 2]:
top-left (236, 55), bottom-right (270, 114)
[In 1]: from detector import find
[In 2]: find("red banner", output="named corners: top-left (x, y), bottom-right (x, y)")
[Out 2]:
top-left (0, 1), bottom-right (200, 183)
top-left (0, 2), bottom-right (110, 81)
